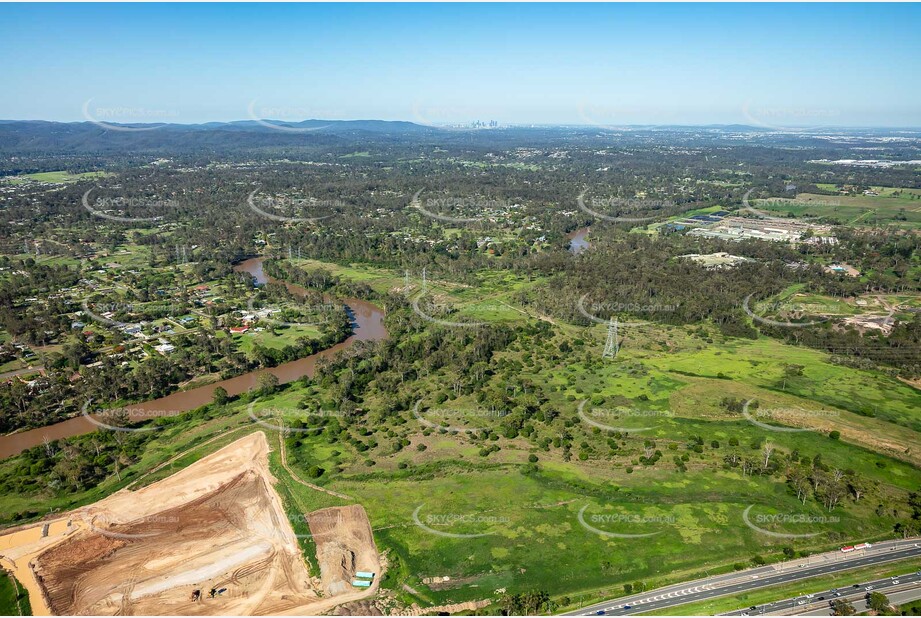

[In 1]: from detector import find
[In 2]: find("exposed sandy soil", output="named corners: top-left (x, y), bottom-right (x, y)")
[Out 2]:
top-left (0, 519), bottom-right (80, 615)
top-left (307, 505), bottom-right (379, 597)
top-left (7, 431), bottom-right (380, 616)
top-left (328, 599), bottom-right (385, 616)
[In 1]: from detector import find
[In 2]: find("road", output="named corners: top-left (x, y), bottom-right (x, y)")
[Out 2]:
top-left (800, 585), bottom-right (921, 616)
top-left (563, 539), bottom-right (921, 616)
top-left (723, 567), bottom-right (921, 615)
top-left (0, 365), bottom-right (44, 381)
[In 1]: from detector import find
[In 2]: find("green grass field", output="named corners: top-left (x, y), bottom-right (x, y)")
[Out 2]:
top-left (755, 189), bottom-right (921, 226)
top-left (234, 324), bottom-right (323, 356)
top-left (0, 571), bottom-right (31, 616)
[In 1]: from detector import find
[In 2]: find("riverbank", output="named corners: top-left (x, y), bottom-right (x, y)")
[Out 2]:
top-left (0, 257), bottom-right (387, 460)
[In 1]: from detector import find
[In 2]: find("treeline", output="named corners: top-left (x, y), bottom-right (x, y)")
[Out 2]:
top-left (521, 227), bottom-right (921, 375)
top-left (0, 259), bottom-right (81, 345)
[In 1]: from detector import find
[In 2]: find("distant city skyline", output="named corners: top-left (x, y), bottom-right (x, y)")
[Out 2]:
top-left (2, 3), bottom-right (920, 127)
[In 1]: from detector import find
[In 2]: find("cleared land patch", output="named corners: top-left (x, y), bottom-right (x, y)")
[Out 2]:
top-left (3, 432), bottom-right (379, 616)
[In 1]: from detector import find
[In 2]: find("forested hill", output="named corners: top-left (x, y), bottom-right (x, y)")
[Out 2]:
top-left (3, 120), bottom-right (918, 157)
top-left (0, 119), bottom-right (436, 154)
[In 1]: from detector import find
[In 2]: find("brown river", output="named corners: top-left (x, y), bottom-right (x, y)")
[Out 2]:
top-left (0, 257), bottom-right (387, 460)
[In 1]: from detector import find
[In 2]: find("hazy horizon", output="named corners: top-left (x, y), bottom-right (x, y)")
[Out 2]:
top-left (2, 3), bottom-right (920, 128)
top-left (3, 116), bottom-right (921, 131)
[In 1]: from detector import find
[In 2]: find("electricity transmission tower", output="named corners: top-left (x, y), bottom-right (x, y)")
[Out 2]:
top-left (602, 317), bottom-right (619, 359)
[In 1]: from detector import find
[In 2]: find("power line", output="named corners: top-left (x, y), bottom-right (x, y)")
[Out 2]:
top-left (602, 317), bottom-right (619, 359)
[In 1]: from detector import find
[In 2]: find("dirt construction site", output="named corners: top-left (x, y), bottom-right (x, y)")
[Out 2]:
top-left (0, 432), bottom-right (381, 616)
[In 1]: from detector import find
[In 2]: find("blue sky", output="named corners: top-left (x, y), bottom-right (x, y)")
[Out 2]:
top-left (1, 3), bottom-right (920, 127)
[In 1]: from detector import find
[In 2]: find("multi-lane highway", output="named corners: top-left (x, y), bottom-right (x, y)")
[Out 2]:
top-left (563, 539), bottom-right (921, 616)
top-left (723, 567), bottom-right (921, 615)
top-left (800, 585), bottom-right (921, 616)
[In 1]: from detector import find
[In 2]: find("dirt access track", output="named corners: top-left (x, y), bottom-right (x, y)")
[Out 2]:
top-left (0, 432), bottom-right (381, 616)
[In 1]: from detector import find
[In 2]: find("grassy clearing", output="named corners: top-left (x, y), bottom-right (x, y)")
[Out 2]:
top-left (755, 190), bottom-right (921, 226)
top-left (334, 464), bottom-right (884, 605)
top-left (289, 257), bottom-right (404, 294)
top-left (234, 324), bottom-right (323, 356)
top-left (603, 327), bottom-right (921, 433)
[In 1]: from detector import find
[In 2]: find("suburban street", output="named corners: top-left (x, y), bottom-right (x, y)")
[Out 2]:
top-left (563, 539), bottom-right (921, 616)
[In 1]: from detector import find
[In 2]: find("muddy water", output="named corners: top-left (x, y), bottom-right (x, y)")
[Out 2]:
top-left (0, 258), bottom-right (386, 460)
top-left (567, 227), bottom-right (591, 254)
top-left (0, 517), bottom-right (76, 616)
